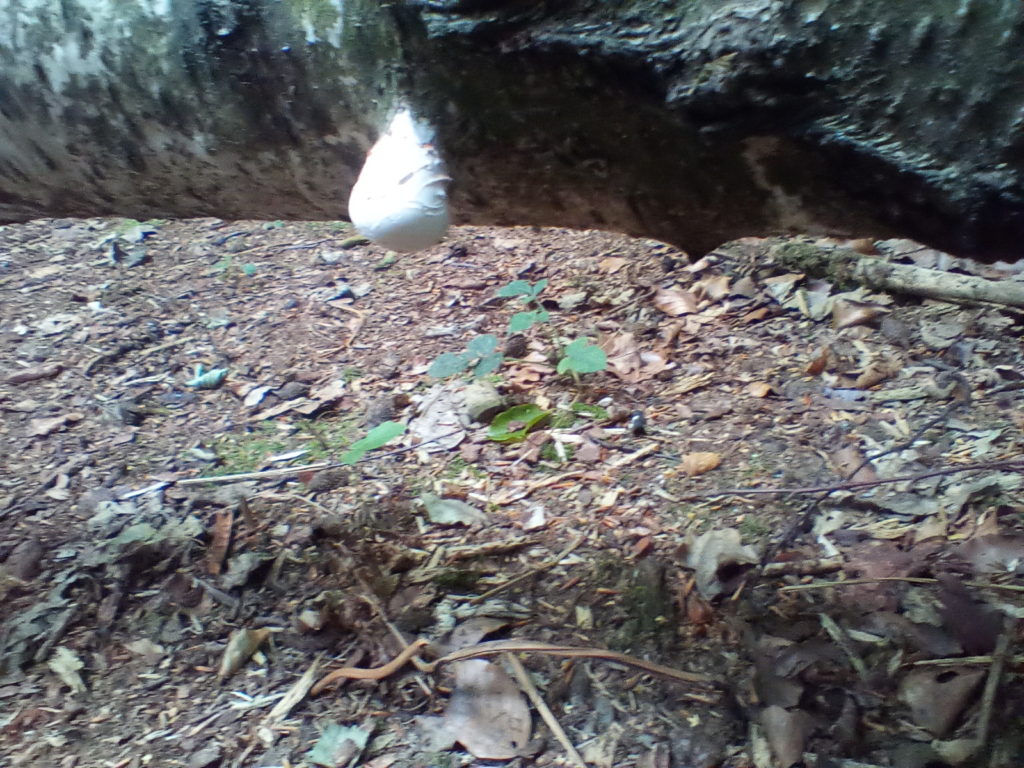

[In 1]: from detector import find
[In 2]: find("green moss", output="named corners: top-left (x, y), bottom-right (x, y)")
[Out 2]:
top-left (432, 569), bottom-right (481, 592)
top-left (213, 423), bottom-right (290, 474)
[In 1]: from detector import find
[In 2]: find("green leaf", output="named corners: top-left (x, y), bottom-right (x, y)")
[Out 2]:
top-left (466, 334), bottom-right (499, 357)
top-left (429, 351), bottom-right (471, 378)
top-left (508, 309), bottom-right (549, 333)
top-left (340, 421), bottom-right (406, 465)
top-left (558, 339), bottom-right (607, 375)
top-left (529, 278), bottom-right (549, 297)
top-left (496, 280), bottom-right (534, 298)
top-left (474, 352), bottom-right (504, 376)
top-left (487, 404), bottom-right (550, 443)
top-left (242, 262), bottom-right (257, 276)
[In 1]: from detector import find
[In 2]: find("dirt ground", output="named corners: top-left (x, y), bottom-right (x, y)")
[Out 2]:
top-left (1, 217), bottom-right (1023, 768)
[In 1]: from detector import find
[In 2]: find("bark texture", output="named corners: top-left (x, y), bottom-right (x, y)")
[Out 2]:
top-left (1, 0), bottom-right (1022, 260)
top-left (0, 0), bottom-right (401, 221)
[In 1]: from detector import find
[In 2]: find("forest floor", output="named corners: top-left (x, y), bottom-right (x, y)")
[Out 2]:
top-left (1, 217), bottom-right (1023, 768)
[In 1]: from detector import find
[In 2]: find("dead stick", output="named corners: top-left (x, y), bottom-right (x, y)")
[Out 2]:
top-left (977, 615), bottom-right (1015, 755)
top-left (470, 535), bottom-right (585, 604)
top-left (504, 652), bottom-right (586, 768)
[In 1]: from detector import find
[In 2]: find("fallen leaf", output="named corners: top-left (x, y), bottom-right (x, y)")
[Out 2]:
top-left (653, 286), bottom-right (698, 316)
top-left (420, 493), bottom-right (487, 526)
top-left (598, 256), bottom-right (629, 274)
top-left (6, 364), bottom-right (62, 384)
top-left (308, 723), bottom-right (371, 767)
top-left (27, 414), bottom-right (70, 436)
top-left (679, 451), bottom-right (721, 477)
top-left (685, 528), bottom-right (759, 600)
top-left (833, 298), bottom-right (887, 329)
top-left (745, 381), bottom-right (773, 398)
top-left (48, 647), bottom-right (87, 694)
top-left (218, 628), bottom-right (271, 679)
top-left (899, 667), bottom-right (984, 737)
top-left (760, 705), bottom-right (812, 768)
top-left (443, 660), bottom-right (532, 760)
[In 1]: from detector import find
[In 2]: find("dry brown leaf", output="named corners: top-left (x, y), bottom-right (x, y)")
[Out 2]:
top-left (597, 256), bottom-right (629, 274)
top-left (653, 286), bottom-right (698, 316)
top-left (207, 509), bottom-right (233, 575)
top-left (828, 444), bottom-right (878, 483)
top-left (443, 660), bottom-right (531, 760)
top-left (680, 451), bottom-right (721, 476)
top-left (853, 356), bottom-right (902, 389)
top-left (601, 332), bottom-right (643, 381)
top-left (742, 306), bottom-right (771, 323)
top-left (745, 381), bottom-right (773, 398)
top-left (694, 274), bottom-right (731, 301)
top-left (833, 298), bottom-right (888, 329)
top-left (804, 347), bottom-right (830, 377)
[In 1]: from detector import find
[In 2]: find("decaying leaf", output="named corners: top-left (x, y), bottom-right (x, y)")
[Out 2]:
top-left (685, 528), bottom-right (759, 600)
top-left (958, 535), bottom-right (1024, 575)
top-left (308, 723), bottom-right (371, 768)
top-left (653, 286), bottom-right (698, 316)
top-left (443, 659), bottom-right (532, 760)
top-left (597, 256), bottom-right (628, 273)
top-left (832, 298), bottom-right (887, 329)
top-left (420, 493), bottom-right (487, 526)
top-left (853, 356), bottom-right (902, 389)
top-left (899, 667), bottom-right (985, 737)
top-left (47, 646), bottom-right (87, 694)
top-left (828, 444), bottom-right (878, 483)
top-left (760, 705), bottom-right (812, 768)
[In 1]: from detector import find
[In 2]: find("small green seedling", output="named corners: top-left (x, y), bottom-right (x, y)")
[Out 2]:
top-left (339, 421), bottom-right (406, 464)
top-left (429, 334), bottom-right (504, 379)
top-left (497, 279), bottom-right (550, 333)
top-left (557, 338), bottom-right (607, 380)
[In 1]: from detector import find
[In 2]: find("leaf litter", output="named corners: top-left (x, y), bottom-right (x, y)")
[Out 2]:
top-left (0, 220), bottom-right (1022, 767)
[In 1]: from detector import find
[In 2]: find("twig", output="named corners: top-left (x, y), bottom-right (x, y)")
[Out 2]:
top-left (778, 576), bottom-right (1024, 595)
top-left (470, 534), bottom-right (585, 604)
top-left (911, 655), bottom-right (1024, 667)
top-left (977, 614), bottom-right (1015, 756)
top-left (676, 459), bottom-right (1022, 501)
top-left (819, 614), bottom-right (869, 682)
top-left (503, 652), bottom-right (586, 768)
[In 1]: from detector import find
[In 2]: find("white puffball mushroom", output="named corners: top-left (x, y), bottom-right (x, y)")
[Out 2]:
top-left (347, 107), bottom-right (451, 252)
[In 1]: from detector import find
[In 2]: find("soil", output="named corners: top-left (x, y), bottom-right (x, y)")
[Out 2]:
top-left (1, 217), bottom-right (1023, 768)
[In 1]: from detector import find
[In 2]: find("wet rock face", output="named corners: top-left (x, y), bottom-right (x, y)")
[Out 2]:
top-left (408, 1), bottom-right (1024, 261)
